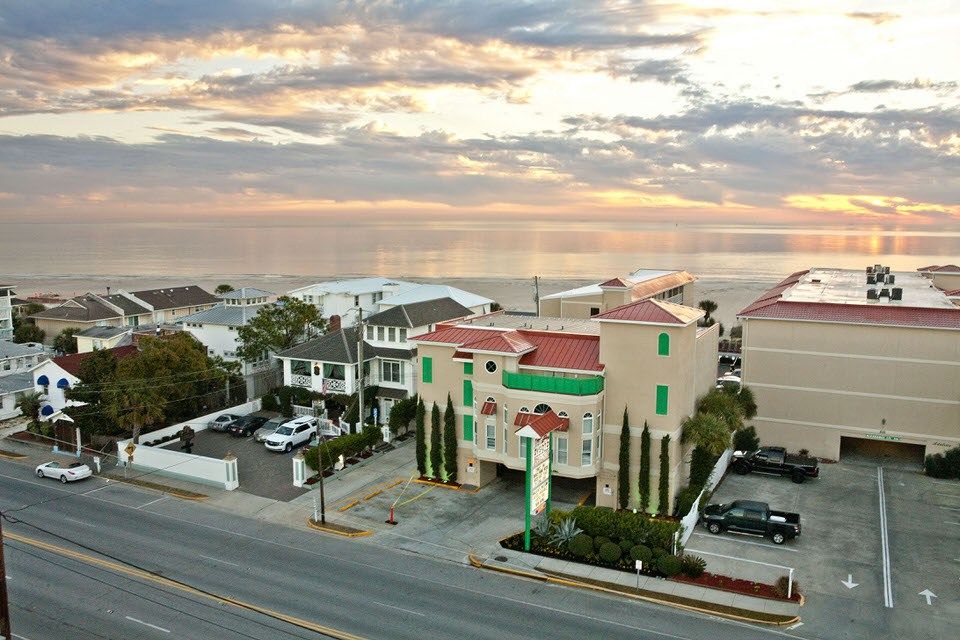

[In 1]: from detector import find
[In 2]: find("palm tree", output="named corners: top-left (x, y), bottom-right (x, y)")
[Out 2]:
top-left (103, 380), bottom-right (166, 443)
top-left (695, 389), bottom-right (744, 432)
top-left (681, 412), bottom-right (732, 457)
top-left (698, 299), bottom-right (718, 323)
top-left (724, 384), bottom-right (757, 420)
top-left (16, 391), bottom-right (43, 429)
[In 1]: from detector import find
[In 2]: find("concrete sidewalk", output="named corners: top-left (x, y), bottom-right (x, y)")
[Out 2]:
top-left (481, 547), bottom-right (801, 618)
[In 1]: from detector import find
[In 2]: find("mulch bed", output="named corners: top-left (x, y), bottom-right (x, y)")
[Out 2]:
top-left (101, 473), bottom-right (208, 499)
top-left (416, 476), bottom-right (461, 488)
top-left (307, 518), bottom-right (369, 536)
top-left (675, 572), bottom-right (799, 602)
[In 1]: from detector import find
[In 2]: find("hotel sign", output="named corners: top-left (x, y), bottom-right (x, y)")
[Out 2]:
top-left (529, 435), bottom-right (551, 515)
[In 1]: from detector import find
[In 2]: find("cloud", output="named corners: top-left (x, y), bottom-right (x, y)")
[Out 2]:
top-left (845, 12), bottom-right (900, 25)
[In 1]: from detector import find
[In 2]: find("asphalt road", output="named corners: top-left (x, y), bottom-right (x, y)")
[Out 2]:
top-left (0, 459), bottom-right (806, 640)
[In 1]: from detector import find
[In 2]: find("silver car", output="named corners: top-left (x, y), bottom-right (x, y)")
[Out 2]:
top-left (254, 416), bottom-right (287, 443)
top-left (208, 413), bottom-right (241, 432)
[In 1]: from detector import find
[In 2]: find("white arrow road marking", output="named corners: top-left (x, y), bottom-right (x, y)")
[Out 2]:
top-left (919, 589), bottom-right (937, 605)
top-left (841, 574), bottom-right (859, 589)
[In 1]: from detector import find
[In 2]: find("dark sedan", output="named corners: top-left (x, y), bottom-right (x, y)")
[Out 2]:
top-left (227, 415), bottom-right (268, 437)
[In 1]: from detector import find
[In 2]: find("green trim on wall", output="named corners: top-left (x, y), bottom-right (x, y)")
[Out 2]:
top-left (462, 379), bottom-right (473, 407)
top-left (657, 332), bottom-right (670, 356)
top-left (502, 371), bottom-right (604, 396)
top-left (463, 361), bottom-right (473, 375)
top-left (422, 357), bottom-right (433, 383)
top-left (463, 414), bottom-right (473, 442)
top-left (655, 385), bottom-right (669, 415)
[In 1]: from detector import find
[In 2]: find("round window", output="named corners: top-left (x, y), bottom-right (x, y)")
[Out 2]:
top-left (485, 360), bottom-right (498, 373)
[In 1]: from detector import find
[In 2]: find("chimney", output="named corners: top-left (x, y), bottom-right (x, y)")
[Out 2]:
top-left (329, 315), bottom-right (341, 332)
top-left (106, 286), bottom-right (111, 295)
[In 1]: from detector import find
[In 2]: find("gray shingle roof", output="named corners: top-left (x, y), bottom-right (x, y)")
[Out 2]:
top-left (0, 340), bottom-right (46, 358)
top-left (277, 327), bottom-right (360, 364)
top-left (219, 288), bottom-right (274, 300)
top-left (180, 304), bottom-right (263, 327)
top-left (366, 297), bottom-right (472, 328)
top-left (75, 326), bottom-right (131, 339)
top-left (0, 372), bottom-right (34, 395)
top-left (102, 293), bottom-right (151, 316)
top-left (29, 295), bottom-right (120, 322)
top-left (131, 286), bottom-right (218, 310)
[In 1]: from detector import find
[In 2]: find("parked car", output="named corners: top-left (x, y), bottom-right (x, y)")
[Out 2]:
top-left (716, 374), bottom-right (741, 390)
top-left (208, 413), bottom-right (241, 432)
top-left (701, 500), bottom-right (801, 545)
top-left (718, 354), bottom-right (741, 367)
top-left (732, 446), bottom-right (820, 484)
top-left (227, 415), bottom-right (268, 437)
top-left (264, 416), bottom-right (318, 452)
top-left (254, 416), bottom-right (287, 443)
top-left (35, 461), bottom-right (92, 484)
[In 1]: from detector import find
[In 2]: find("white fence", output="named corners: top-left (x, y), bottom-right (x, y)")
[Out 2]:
top-left (116, 440), bottom-right (239, 490)
top-left (138, 399), bottom-right (262, 445)
top-left (679, 448), bottom-right (733, 546)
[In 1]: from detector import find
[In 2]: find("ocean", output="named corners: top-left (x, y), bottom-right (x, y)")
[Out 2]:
top-left (2, 216), bottom-right (958, 328)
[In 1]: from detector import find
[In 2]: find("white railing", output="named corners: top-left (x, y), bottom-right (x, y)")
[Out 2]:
top-left (322, 378), bottom-right (346, 393)
top-left (291, 374), bottom-right (311, 387)
top-left (679, 448), bottom-right (733, 546)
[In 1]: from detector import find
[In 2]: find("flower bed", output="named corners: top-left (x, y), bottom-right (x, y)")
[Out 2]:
top-left (417, 475), bottom-right (461, 488)
top-left (675, 572), bottom-right (801, 602)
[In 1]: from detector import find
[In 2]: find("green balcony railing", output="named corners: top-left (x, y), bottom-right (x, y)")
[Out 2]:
top-left (502, 371), bottom-right (604, 396)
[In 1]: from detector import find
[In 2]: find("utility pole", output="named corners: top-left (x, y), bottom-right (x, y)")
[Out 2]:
top-left (356, 307), bottom-right (364, 435)
top-left (534, 276), bottom-right (540, 316)
top-left (0, 515), bottom-right (12, 640)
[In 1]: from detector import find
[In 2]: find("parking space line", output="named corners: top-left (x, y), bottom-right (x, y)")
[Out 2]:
top-left (137, 496), bottom-right (168, 510)
top-left (125, 616), bottom-right (170, 633)
top-left (877, 466), bottom-right (893, 609)
top-left (689, 532), bottom-right (798, 552)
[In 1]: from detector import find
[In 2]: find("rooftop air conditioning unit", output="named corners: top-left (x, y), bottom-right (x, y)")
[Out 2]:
top-left (891, 287), bottom-right (903, 301)
top-left (867, 289), bottom-right (878, 300)
top-left (884, 266), bottom-right (890, 274)
top-left (867, 274), bottom-right (876, 285)
top-left (876, 274), bottom-right (885, 284)
top-left (875, 264), bottom-right (882, 272)
top-left (866, 266), bottom-right (873, 274)
top-left (887, 274), bottom-right (895, 284)
top-left (879, 288), bottom-right (890, 298)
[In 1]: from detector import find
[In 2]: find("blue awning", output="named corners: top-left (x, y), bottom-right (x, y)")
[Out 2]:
top-left (57, 378), bottom-right (70, 389)
top-left (41, 405), bottom-right (54, 416)
top-left (37, 374), bottom-right (49, 386)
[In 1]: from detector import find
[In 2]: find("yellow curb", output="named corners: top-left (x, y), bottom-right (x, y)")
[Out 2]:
top-left (469, 554), bottom-right (799, 627)
top-left (363, 490), bottom-right (383, 500)
top-left (412, 478), bottom-right (481, 493)
top-left (0, 450), bottom-right (28, 460)
top-left (305, 517), bottom-right (373, 538)
top-left (338, 500), bottom-right (360, 512)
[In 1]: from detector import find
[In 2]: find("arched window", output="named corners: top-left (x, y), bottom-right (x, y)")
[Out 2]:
top-left (582, 412), bottom-right (594, 434)
top-left (533, 403), bottom-right (552, 415)
top-left (557, 411), bottom-right (568, 418)
top-left (520, 406), bottom-right (530, 414)
top-left (658, 332), bottom-right (670, 357)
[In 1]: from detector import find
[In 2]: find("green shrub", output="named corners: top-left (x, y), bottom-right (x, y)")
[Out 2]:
top-left (774, 575), bottom-right (799, 598)
top-left (598, 542), bottom-right (622, 563)
top-left (689, 445), bottom-right (717, 488)
top-left (569, 505), bottom-right (680, 555)
top-left (656, 555), bottom-right (682, 577)
top-left (593, 536), bottom-right (610, 551)
top-left (925, 446), bottom-right (960, 479)
top-left (261, 393), bottom-right (279, 412)
top-left (304, 425), bottom-right (382, 471)
top-left (733, 425), bottom-right (760, 452)
top-left (651, 546), bottom-right (667, 560)
top-left (674, 485), bottom-right (702, 517)
top-left (618, 538), bottom-right (634, 552)
top-left (680, 554), bottom-right (707, 578)
top-left (629, 544), bottom-right (652, 564)
top-left (569, 534), bottom-right (594, 558)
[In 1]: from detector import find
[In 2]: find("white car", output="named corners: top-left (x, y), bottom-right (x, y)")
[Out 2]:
top-left (264, 416), bottom-right (318, 453)
top-left (716, 374), bottom-right (742, 391)
top-left (36, 461), bottom-right (92, 483)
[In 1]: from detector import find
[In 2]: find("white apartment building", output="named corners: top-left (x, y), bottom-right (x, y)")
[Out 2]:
top-left (0, 285), bottom-right (14, 341)
top-left (180, 288), bottom-right (276, 376)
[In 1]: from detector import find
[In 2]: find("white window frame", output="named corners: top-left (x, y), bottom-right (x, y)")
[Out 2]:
top-left (555, 435), bottom-right (568, 465)
top-left (486, 422), bottom-right (496, 449)
top-left (581, 438), bottom-right (592, 466)
top-left (519, 435), bottom-right (527, 459)
top-left (366, 326), bottom-right (374, 340)
top-left (399, 328), bottom-right (407, 341)
top-left (582, 412), bottom-right (594, 466)
top-left (388, 327), bottom-right (396, 342)
top-left (377, 326), bottom-right (385, 341)
top-left (380, 359), bottom-right (403, 384)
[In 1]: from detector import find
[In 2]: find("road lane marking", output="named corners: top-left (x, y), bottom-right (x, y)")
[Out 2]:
top-left (689, 532), bottom-right (799, 552)
top-left (786, 622), bottom-right (803, 630)
top-left (198, 554), bottom-right (240, 567)
top-left (6, 531), bottom-right (367, 640)
top-left (138, 496), bottom-right (169, 509)
top-left (877, 466), bottom-right (893, 608)
top-left (125, 616), bottom-right (170, 633)
top-left (372, 601), bottom-right (425, 616)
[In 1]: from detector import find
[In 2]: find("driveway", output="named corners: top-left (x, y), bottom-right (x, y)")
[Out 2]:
top-left (685, 455), bottom-right (960, 639)
top-left (185, 429), bottom-right (309, 502)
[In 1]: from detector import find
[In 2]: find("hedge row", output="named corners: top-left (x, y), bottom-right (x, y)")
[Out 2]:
top-left (925, 445), bottom-right (960, 479)
top-left (303, 425), bottom-right (382, 471)
top-left (555, 506), bottom-right (681, 554)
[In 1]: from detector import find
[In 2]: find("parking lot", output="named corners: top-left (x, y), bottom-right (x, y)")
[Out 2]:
top-left (686, 455), bottom-right (960, 638)
top-left (185, 429), bottom-right (309, 502)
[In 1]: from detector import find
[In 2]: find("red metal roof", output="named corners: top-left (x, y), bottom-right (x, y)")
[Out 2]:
top-left (593, 299), bottom-right (699, 324)
top-left (918, 265), bottom-right (960, 273)
top-left (414, 326), bottom-right (504, 345)
top-left (53, 345), bottom-right (139, 377)
top-left (452, 350), bottom-right (472, 360)
top-left (461, 331), bottom-right (535, 354)
top-left (738, 271), bottom-right (960, 328)
top-left (599, 277), bottom-right (630, 288)
top-left (944, 289), bottom-right (960, 296)
top-left (517, 331), bottom-right (603, 372)
top-left (481, 401), bottom-right (497, 415)
top-left (515, 410), bottom-right (569, 437)
top-left (628, 271), bottom-right (696, 301)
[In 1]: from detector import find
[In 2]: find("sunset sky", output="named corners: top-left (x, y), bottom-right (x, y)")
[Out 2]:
top-left (1, 1), bottom-right (958, 225)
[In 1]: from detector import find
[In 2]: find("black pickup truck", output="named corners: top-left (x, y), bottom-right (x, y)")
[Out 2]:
top-left (731, 446), bottom-right (819, 484)
top-left (701, 500), bottom-right (801, 545)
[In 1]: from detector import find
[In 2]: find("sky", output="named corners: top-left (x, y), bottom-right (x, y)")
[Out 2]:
top-left (0, 0), bottom-right (958, 226)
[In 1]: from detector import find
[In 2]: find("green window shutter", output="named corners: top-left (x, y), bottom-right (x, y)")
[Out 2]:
top-left (656, 385), bottom-right (669, 415)
top-left (658, 332), bottom-right (670, 356)
top-left (463, 415), bottom-right (473, 441)
top-left (422, 357), bottom-right (433, 383)
top-left (463, 362), bottom-right (473, 375)
top-left (463, 379), bottom-right (473, 407)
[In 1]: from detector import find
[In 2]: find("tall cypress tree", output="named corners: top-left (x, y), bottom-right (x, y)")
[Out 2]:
top-left (658, 434), bottom-right (671, 515)
top-left (617, 407), bottom-right (630, 509)
top-left (443, 394), bottom-right (458, 482)
top-left (430, 402), bottom-right (443, 479)
top-left (415, 397), bottom-right (427, 477)
top-left (639, 421), bottom-right (651, 512)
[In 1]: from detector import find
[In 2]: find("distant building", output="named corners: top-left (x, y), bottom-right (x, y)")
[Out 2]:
top-left (411, 298), bottom-right (717, 511)
top-left (28, 285), bottom-right (218, 344)
top-left (538, 269), bottom-right (696, 319)
top-left (738, 266), bottom-right (960, 463)
top-left (287, 277), bottom-right (494, 327)
top-left (74, 326), bottom-right (132, 353)
top-left (917, 264), bottom-right (960, 294)
top-left (0, 340), bottom-right (47, 376)
top-left (0, 285), bottom-right (14, 341)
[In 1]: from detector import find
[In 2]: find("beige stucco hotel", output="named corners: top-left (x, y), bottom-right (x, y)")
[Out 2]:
top-left (412, 277), bottom-right (717, 512)
top-left (738, 266), bottom-right (960, 463)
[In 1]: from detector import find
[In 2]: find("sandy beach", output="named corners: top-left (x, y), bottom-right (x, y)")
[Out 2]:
top-left (3, 274), bottom-right (770, 329)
